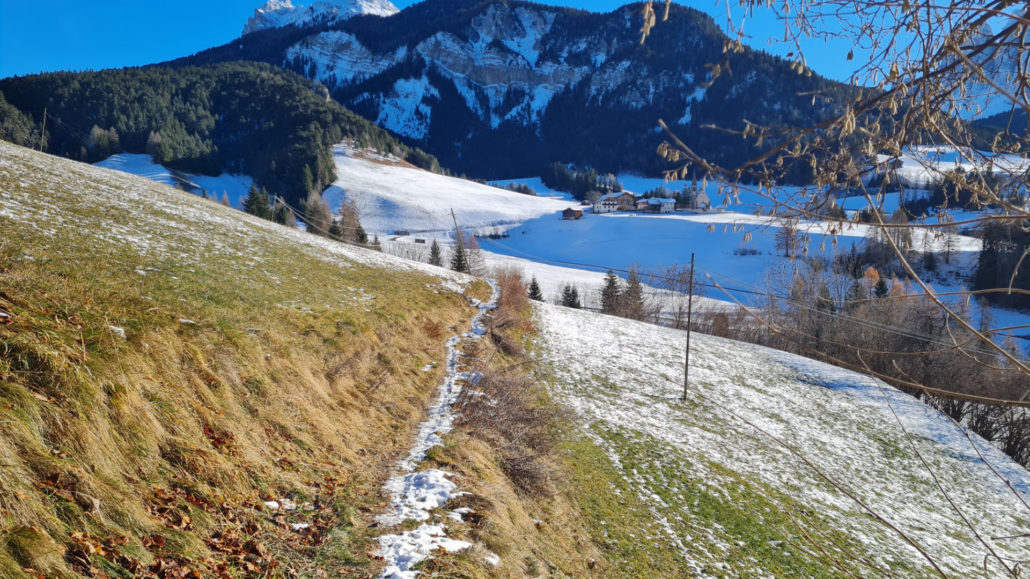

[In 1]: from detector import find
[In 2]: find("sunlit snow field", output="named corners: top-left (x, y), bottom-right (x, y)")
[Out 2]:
top-left (535, 302), bottom-right (1030, 577)
top-left (95, 142), bottom-right (1030, 341)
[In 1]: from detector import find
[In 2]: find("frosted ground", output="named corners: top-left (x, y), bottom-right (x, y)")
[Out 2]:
top-left (535, 302), bottom-right (1030, 577)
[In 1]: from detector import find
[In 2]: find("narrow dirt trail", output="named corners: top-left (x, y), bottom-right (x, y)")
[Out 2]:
top-left (375, 281), bottom-right (499, 579)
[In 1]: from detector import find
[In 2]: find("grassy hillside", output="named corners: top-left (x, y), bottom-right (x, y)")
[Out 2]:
top-left (525, 304), bottom-right (1030, 577)
top-left (0, 140), bottom-right (489, 578)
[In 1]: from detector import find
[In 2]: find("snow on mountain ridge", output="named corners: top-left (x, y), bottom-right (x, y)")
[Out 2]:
top-left (284, 2), bottom-right (712, 140)
top-left (288, 3), bottom-right (597, 138)
top-left (243, 0), bottom-right (398, 36)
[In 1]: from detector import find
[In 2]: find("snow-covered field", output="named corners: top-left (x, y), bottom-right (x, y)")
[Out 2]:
top-left (89, 143), bottom-right (1023, 342)
top-left (536, 302), bottom-right (1030, 576)
top-left (95, 154), bottom-right (255, 209)
top-left (878, 146), bottom-right (1030, 187)
top-left (481, 210), bottom-right (981, 300)
top-left (324, 144), bottom-right (572, 236)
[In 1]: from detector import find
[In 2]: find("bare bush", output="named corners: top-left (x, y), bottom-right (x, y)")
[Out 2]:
top-left (493, 266), bottom-right (530, 316)
top-left (454, 365), bottom-right (563, 496)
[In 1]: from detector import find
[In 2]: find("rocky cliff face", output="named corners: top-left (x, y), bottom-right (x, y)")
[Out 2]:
top-left (219, 0), bottom-right (849, 177)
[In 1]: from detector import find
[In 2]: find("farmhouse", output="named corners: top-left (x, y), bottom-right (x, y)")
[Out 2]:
top-left (562, 207), bottom-right (584, 220)
top-left (649, 198), bottom-right (676, 213)
top-left (593, 192), bottom-right (637, 213)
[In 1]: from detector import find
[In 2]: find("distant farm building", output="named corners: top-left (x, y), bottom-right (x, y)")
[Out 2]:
top-left (644, 198), bottom-right (676, 213)
top-left (562, 207), bottom-right (584, 220)
top-left (593, 192), bottom-right (637, 213)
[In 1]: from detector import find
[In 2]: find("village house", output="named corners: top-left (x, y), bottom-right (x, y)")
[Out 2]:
top-left (650, 197), bottom-right (676, 213)
top-left (562, 207), bottom-right (584, 220)
top-left (637, 198), bottom-right (676, 214)
top-left (593, 191), bottom-right (637, 213)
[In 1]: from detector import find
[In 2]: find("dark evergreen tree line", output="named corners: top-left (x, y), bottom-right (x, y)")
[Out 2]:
top-left (0, 91), bottom-right (46, 150)
top-left (542, 163), bottom-right (622, 201)
top-left (0, 63), bottom-right (440, 205)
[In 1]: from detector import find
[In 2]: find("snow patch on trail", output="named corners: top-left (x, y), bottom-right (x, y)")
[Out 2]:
top-left (376, 283), bottom-right (499, 579)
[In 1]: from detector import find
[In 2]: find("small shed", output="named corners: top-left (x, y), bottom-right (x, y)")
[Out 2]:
top-left (562, 207), bottom-right (584, 220)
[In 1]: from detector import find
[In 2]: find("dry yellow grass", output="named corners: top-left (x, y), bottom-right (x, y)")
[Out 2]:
top-left (0, 141), bottom-right (491, 578)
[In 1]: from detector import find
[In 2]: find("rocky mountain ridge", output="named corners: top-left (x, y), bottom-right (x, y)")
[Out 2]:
top-left (243, 0), bottom-right (398, 36)
top-left (170, 0), bottom-right (851, 178)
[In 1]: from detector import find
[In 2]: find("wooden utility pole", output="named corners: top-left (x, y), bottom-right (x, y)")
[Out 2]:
top-left (39, 108), bottom-right (47, 152)
top-left (684, 252), bottom-right (695, 401)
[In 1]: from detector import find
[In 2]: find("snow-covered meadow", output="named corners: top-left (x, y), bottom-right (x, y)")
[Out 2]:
top-left (95, 154), bottom-right (254, 209)
top-left (323, 143), bottom-right (572, 236)
top-left (535, 302), bottom-right (1030, 576)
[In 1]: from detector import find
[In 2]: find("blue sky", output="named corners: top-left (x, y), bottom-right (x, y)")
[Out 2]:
top-left (0, 0), bottom-right (859, 81)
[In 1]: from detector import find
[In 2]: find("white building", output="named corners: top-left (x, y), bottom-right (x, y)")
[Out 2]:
top-left (593, 192), bottom-right (635, 214)
top-left (649, 198), bottom-right (676, 213)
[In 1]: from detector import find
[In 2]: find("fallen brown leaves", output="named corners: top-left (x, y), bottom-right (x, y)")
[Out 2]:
top-left (206, 527), bottom-right (280, 578)
top-left (67, 532), bottom-right (208, 579)
top-left (203, 425), bottom-right (237, 454)
top-left (33, 473), bottom-right (76, 503)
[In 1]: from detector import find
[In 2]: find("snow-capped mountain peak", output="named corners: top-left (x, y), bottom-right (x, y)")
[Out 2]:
top-left (243, 0), bottom-right (398, 36)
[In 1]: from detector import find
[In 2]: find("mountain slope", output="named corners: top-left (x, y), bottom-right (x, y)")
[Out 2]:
top-left (531, 303), bottom-right (1030, 576)
top-left (172, 0), bottom-right (854, 179)
top-left (323, 142), bottom-right (572, 235)
top-left (0, 62), bottom-right (440, 204)
top-left (0, 140), bottom-right (490, 578)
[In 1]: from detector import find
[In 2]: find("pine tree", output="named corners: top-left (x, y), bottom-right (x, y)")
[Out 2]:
top-left (243, 185), bottom-right (270, 219)
top-left (874, 277), bottom-right (890, 298)
top-left (371, 234), bottom-right (382, 252)
top-left (302, 164), bottom-right (315, 195)
top-left (528, 277), bottom-right (544, 301)
top-left (601, 269), bottom-right (622, 314)
top-left (450, 237), bottom-right (469, 273)
top-left (922, 251), bottom-right (939, 274)
top-left (621, 268), bottom-right (646, 320)
top-left (329, 219), bottom-right (343, 238)
top-left (560, 284), bottom-right (581, 309)
top-left (355, 225), bottom-right (368, 245)
top-left (271, 202), bottom-right (290, 225)
top-left (845, 280), bottom-right (866, 311)
top-left (220, 192), bottom-right (231, 207)
top-left (429, 240), bottom-right (443, 266)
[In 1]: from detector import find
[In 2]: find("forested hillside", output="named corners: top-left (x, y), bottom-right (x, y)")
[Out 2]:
top-left (168, 0), bottom-right (856, 180)
top-left (0, 62), bottom-right (439, 204)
